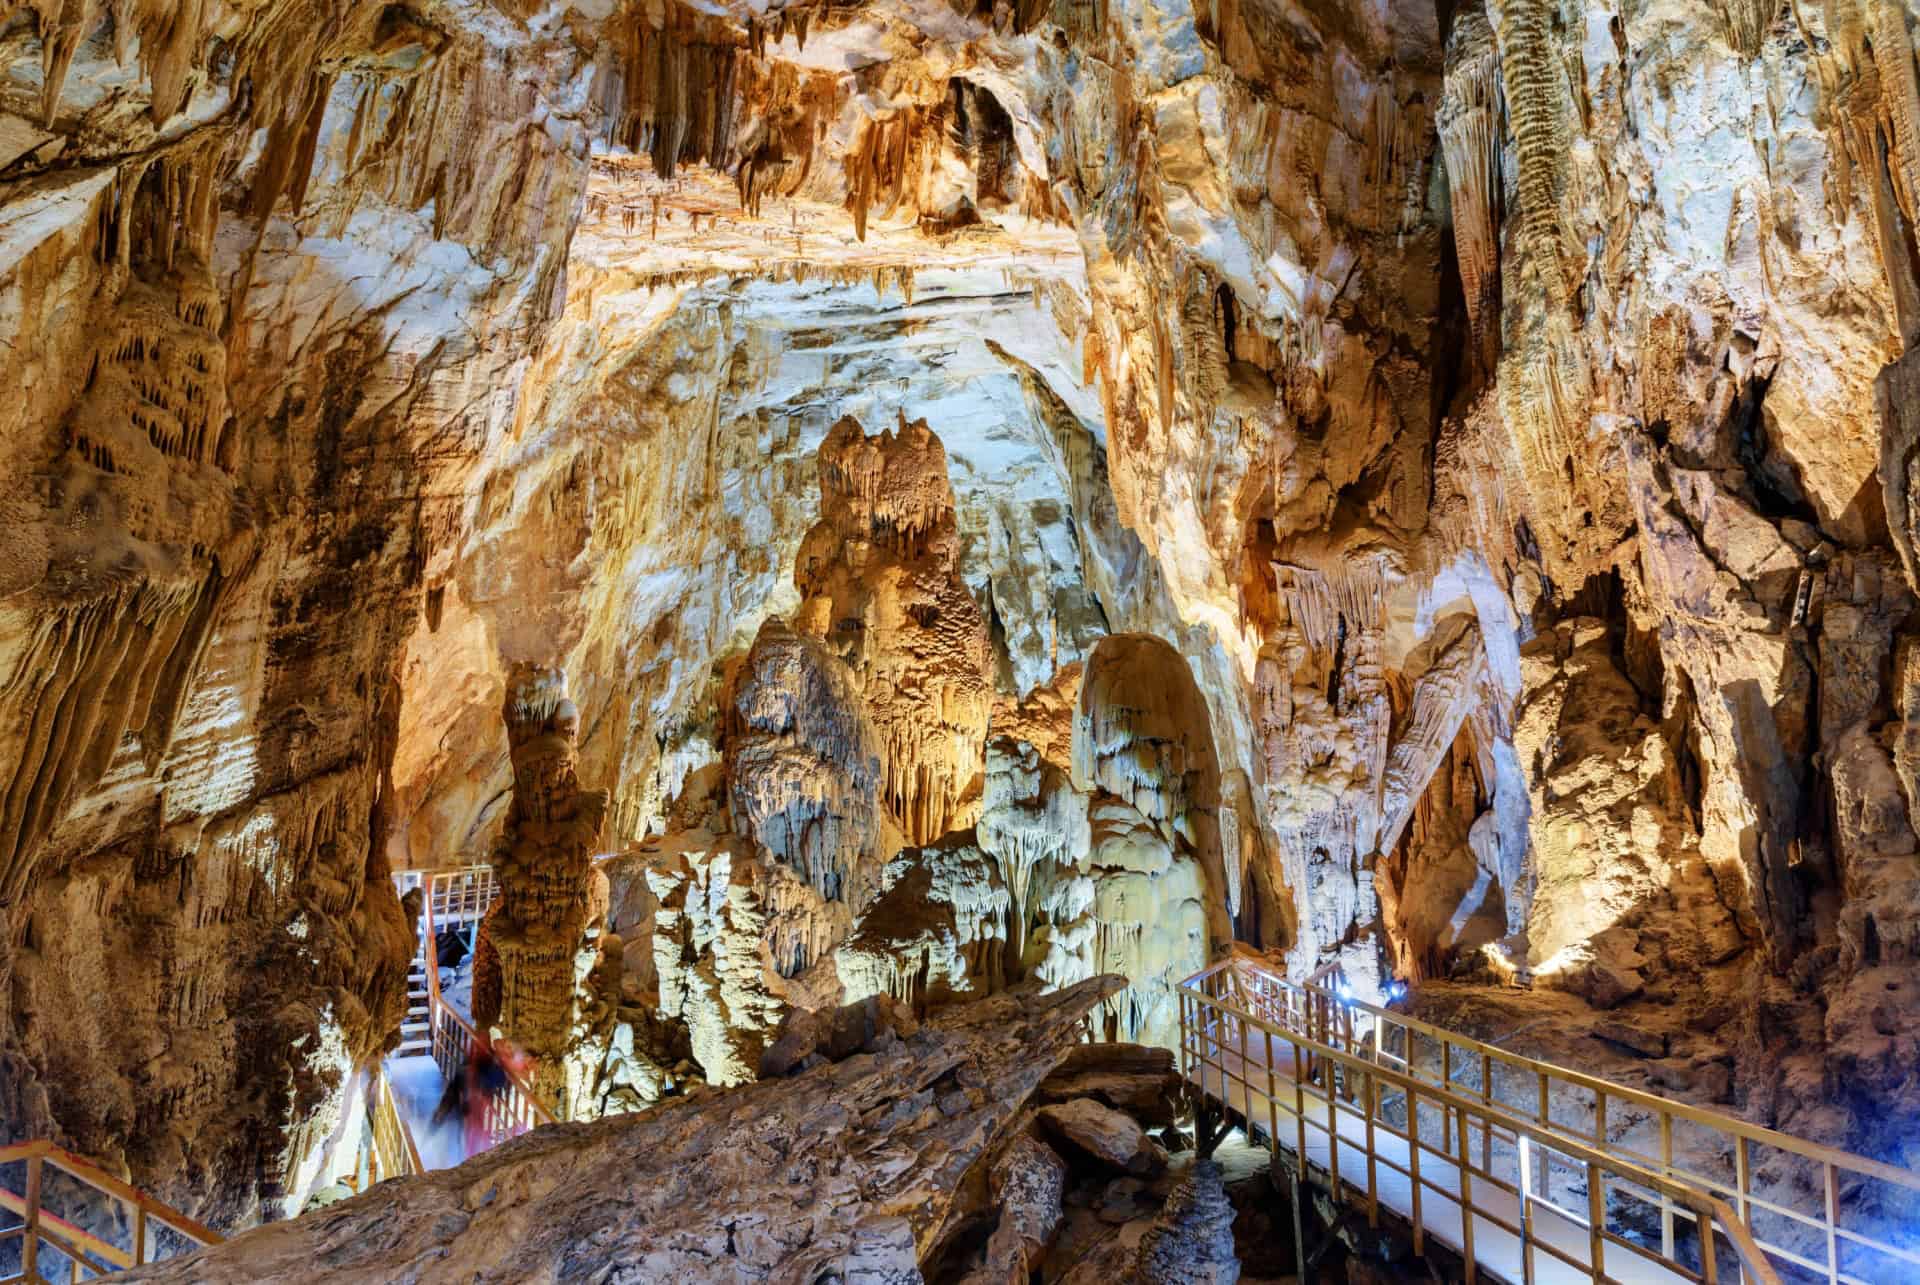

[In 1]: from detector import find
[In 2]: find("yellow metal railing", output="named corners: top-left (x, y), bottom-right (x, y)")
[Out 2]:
top-left (0, 1140), bottom-right (221, 1282)
top-left (1182, 951), bottom-right (1920, 1285)
top-left (364, 1066), bottom-right (423, 1184)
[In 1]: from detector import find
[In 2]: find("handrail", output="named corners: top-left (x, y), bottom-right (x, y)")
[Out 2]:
top-left (0, 1139), bottom-right (221, 1280)
top-left (1195, 952), bottom-right (1920, 1192)
top-left (366, 1066), bottom-right (424, 1182)
top-left (1181, 954), bottom-right (1920, 1285)
top-left (1180, 977), bottom-right (1777, 1285)
top-left (419, 875), bottom-right (560, 1136)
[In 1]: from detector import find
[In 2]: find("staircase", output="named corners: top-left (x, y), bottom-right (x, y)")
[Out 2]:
top-left (398, 954), bottom-right (431, 1057)
top-left (1179, 949), bottom-right (1920, 1285)
top-left (0, 1140), bottom-right (221, 1281)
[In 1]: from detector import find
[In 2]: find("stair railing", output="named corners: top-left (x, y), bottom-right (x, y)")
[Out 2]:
top-left (364, 1066), bottom-right (424, 1183)
top-left (0, 1140), bottom-right (220, 1280)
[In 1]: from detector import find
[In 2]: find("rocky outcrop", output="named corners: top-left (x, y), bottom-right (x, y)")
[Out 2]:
top-left (725, 618), bottom-right (886, 908)
top-left (0, 0), bottom-right (596, 1223)
top-left (1516, 620), bottom-right (1748, 1009)
top-left (14, 0), bottom-right (1920, 1230)
top-left (119, 978), bottom-right (1124, 1284)
top-left (835, 833), bottom-right (1013, 1010)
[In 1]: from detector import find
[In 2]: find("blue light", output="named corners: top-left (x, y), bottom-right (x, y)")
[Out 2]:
top-left (1336, 982), bottom-right (1355, 1004)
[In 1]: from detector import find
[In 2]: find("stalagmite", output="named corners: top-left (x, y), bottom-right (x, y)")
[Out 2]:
top-left (726, 619), bottom-right (886, 908)
top-left (479, 667), bottom-right (609, 1107)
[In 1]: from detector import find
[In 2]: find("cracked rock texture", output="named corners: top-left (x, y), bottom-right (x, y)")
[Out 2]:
top-left (118, 977), bottom-right (1123, 1284)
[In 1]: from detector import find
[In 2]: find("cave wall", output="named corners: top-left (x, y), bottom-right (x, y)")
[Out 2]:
top-left (0, 0), bottom-right (603, 1221)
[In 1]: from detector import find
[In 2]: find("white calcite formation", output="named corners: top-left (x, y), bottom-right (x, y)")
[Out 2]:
top-left (725, 618), bottom-right (886, 908)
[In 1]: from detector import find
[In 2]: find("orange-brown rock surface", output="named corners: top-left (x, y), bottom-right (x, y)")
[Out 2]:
top-left (9, 0), bottom-right (1920, 1237)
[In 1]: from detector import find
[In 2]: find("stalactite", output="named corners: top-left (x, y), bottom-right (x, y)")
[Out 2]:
top-left (602, 2), bottom-right (742, 181)
top-left (1495, 0), bottom-right (1575, 300)
top-left (0, 571), bottom-right (226, 903)
top-left (1871, 4), bottom-right (1920, 226)
top-left (1716, 0), bottom-right (1776, 57)
top-left (1439, 6), bottom-right (1504, 349)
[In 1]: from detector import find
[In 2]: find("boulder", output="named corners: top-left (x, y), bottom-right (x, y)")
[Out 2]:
top-left (1038, 1098), bottom-right (1167, 1176)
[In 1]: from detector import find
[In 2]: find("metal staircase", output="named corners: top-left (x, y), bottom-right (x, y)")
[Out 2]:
top-left (398, 954), bottom-right (431, 1057)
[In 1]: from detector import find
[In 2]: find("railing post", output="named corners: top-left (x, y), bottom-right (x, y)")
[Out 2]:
top-left (1408, 1084), bottom-right (1424, 1255)
top-left (1587, 1160), bottom-right (1605, 1281)
top-left (1327, 1046), bottom-right (1341, 1195)
top-left (1364, 1068), bottom-right (1378, 1227)
top-left (1458, 1100), bottom-right (1477, 1283)
top-left (1264, 1025), bottom-right (1279, 1152)
top-left (1519, 1134), bottom-right (1535, 1285)
top-left (1701, 1206), bottom-right (1719, 1285)
top-left (1292, 1035), bottom-right (1308, 1180)
top-left (1735, 1135), bottom-right (1751, 1227)
top-left (135, 1204), bottom-right (149, 1265)
top-left (1237, 986), bottom-right (1251, 1121)
top-left (1824, 1161), bottom-right (1839, 1284)
top-left (1661, 1110), bottom-right (1675, 1260)
top-left (22, 1150), bottom-right (42, 1280)
top-left (1480, 1049), bottom-right (1493, 1170)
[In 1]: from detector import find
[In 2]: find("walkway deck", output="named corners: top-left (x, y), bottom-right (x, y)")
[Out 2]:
top-left (1189, 1030), bottom-right (1683, 1284)
top-left (1179, 952), bottom-right (1920, 1285)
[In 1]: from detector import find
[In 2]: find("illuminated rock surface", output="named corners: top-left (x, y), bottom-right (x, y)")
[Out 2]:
top-left (4, 0), bottom-right (1920, 1258)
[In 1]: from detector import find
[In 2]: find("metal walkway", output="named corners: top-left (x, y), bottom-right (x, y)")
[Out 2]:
top-left (1178, 950), bottom-right (1920, 1285)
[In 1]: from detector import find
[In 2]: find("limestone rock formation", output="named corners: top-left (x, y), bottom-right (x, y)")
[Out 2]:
top-left (1515, 620), bottom-right (1748, 1010)
top-left (1074, 636), bottom-right (1223, 1045)
top-left (119, 978), bottom-right (1124, 1284)
top-left (835, 833), bottom-right (1013, 1010)
top-left (795, 415), bottom-right (994, 846)
top-left (725, 618), bottom-right (886, 909)
top-left (13, 0), bottom-right (1920, 1239)
top-left (1038, 1098), bottom-right (1167, 1176)
top-left (629, 828), bottom-right (842, 1086)
top-left (477, 666), bottom-right (609, 1109)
